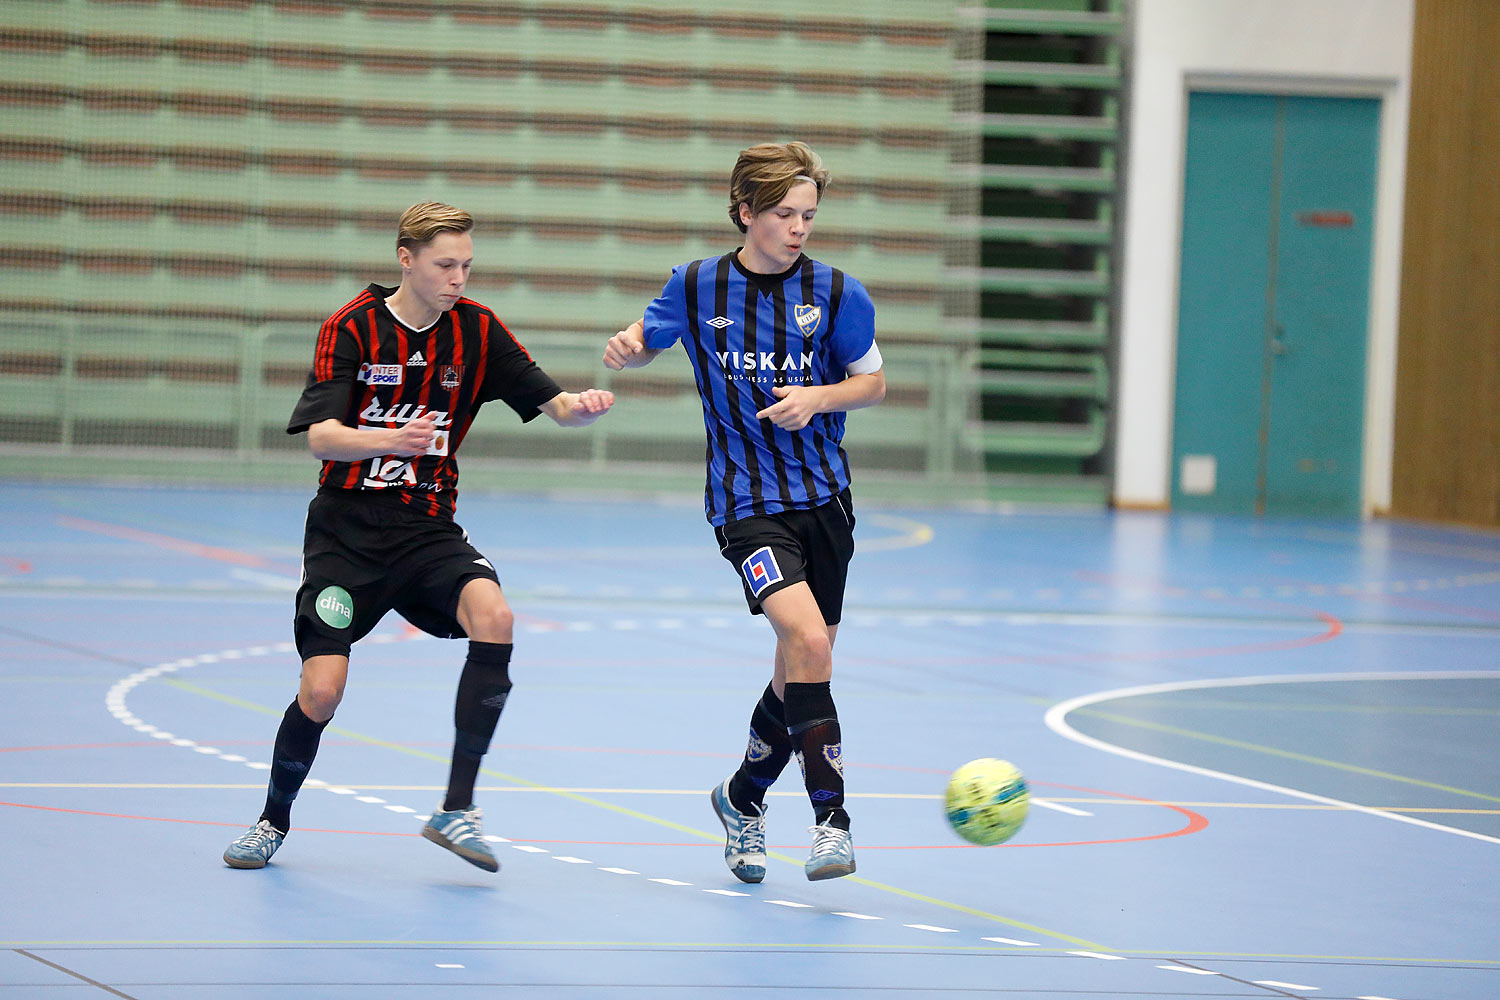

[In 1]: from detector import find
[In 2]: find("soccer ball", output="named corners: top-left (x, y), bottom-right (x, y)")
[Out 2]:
top-left (945, 758), bottom-right (1028, 846)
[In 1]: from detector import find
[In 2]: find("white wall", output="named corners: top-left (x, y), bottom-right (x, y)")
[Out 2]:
top-left (1113, 0), bottom-right (1414, 513)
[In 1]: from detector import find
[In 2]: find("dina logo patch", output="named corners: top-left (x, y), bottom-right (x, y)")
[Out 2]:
top-left (740, 546), bottom-right (783, 597)
top-left (315, 585), bottom-right (354, 629)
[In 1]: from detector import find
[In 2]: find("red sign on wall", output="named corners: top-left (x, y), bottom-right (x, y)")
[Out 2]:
top-left (1296, 211), bottom-right (1355, 227)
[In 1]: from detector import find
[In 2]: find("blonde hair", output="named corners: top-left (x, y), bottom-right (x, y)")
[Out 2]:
top-left (727, 142), bottom-right (830, 233)
top-left (397, 201), bottom-right (474, 252)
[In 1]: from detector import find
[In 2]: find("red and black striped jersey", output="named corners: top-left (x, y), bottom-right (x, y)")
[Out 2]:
top-left (287, 283), bottom-right (563, 518)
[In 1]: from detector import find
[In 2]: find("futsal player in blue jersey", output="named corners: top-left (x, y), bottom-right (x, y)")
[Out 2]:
top-left (604, 142), bottom-right (885, 881)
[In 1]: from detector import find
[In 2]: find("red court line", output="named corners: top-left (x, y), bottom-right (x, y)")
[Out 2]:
top-left (0, 776), bottom-right (1207, 850)
top-left (55, 515), bottom-right (286, 570)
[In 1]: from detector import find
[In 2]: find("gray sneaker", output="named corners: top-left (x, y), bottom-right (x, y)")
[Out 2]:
top-left (422, 804), bottom-right (500, 872)
top-left (805, 821), bottom-right (855, 881)
top-left (223, 819), bottom-right (285, 869)
top-left (710, 777), bottom-right (767, 883)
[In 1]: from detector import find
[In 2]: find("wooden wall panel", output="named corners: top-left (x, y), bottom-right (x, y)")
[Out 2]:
top-left (1391, 0), bottom-right (1500, 526)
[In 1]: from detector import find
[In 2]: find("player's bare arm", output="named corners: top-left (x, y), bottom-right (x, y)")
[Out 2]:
top-left (540, 388), bottom-right (616, 427)
top-left (755, 370), bottom-right (886, 431)
top-left (307, 415), bottom-right (437, 460)
top-left (603, 319), bottom-right (662, 370)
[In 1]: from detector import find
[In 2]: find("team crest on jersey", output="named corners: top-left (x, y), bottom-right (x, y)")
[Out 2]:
top-left (440, 365), bottom-right (462, 389)
top-left (357, 363), bottom-right (402, 385)
top-left (794, 303), bottom-right (822, 336)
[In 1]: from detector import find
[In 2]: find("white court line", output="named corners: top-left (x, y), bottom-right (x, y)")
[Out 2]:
top-left (1045, 671), bottom-right (1500, 846)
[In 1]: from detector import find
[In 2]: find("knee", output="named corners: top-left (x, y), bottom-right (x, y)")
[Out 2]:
top-left (783, 627), bottom-right (832, 679)
top-left (467, 602), bottom-right (514, 643)
top-left (299, 682), bottom-right (342, 722)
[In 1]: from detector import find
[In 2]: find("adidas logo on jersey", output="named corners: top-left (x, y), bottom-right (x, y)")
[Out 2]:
top-left (407, 351), bottom-right (427, 366)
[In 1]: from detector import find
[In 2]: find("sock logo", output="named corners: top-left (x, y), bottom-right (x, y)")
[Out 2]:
top-left (822, 742), bottom-right (844, 777)
top-left (746, 728), bottom-right (773, 763)
top-left (480, 692), bottom-right (510, 709)
top-left (315, 585), bottom-right (354, 629)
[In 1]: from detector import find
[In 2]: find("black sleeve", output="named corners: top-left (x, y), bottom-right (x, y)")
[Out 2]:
top-left (481, 322), bottom-right (564, 422)
top-left (286, 317), bottom-right (360, 434)
top-left (287, 372), bottom-right (353, 435)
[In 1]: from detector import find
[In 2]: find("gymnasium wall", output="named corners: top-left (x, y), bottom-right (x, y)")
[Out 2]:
top-left (0, 0), bottom-right (986, 500)
top-left (1390, 0), bottom-right (1500, 528)
top-left (1114, 0), bottom-right (1414, 515)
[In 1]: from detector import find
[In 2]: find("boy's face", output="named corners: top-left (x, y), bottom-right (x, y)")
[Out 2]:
top-left (398, 231), bottom-right (473, 316)
top-left (739, 180), bottom-right (818, 273)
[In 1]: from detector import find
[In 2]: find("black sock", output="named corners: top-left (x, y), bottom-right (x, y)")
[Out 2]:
top-left (728, 682), bottom-right (793, 812)
top-left (261, 698), bottom-right (330, 833)
top-left (784, 681), bottom-right (849, 831)
top-left (443, 640), bottom-right (513, 812)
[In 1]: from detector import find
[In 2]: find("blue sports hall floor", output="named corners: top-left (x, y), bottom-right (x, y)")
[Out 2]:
top-left (1, 481), bottom-right (1497, 999)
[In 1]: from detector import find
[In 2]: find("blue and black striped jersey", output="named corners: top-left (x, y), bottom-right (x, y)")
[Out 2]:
top-left (643, 252), bottom-right (879, 526)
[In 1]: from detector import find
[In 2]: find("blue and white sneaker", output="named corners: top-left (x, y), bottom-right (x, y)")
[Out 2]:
top-left (710, 777), bottom-right (767, 883)
top-left (422, 804), bottom-right (500, 873)
top-left (223, 819), bottom-right (285, 869)
top-left (805, 821), bottom-right (855, 881)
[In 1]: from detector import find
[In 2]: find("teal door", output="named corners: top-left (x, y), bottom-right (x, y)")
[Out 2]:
top-left (1172, 92), bottom-right (1380, 517)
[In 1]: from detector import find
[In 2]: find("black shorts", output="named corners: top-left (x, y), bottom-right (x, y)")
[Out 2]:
top-left (293, 489), bottom-right (501, 660)
top-left (714, 489), bottom-right (856, 626)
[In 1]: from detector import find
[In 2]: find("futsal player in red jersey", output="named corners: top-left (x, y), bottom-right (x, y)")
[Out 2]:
top-left (224, 202), bottom-right (614, 873)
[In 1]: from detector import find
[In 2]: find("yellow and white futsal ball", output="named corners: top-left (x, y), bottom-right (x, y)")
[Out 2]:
top-left (944, 758), bottom-right (1029, 846)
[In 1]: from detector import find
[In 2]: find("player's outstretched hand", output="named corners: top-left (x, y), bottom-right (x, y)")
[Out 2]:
top-left (756, 384), bottom-right (823, 431)
top-left (603, 321), bottom-right (646, 370)
top-left (573, 388), bottom-right (615, 416)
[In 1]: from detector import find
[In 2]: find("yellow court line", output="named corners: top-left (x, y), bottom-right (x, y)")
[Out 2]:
top-left (1078, 707), bottom-right (1500, 804)
top-left (160, 678), bottom-right (1110, 951)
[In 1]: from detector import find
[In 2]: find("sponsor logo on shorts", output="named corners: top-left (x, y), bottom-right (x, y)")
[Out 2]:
top-left (357, 363), bottom-right (403, 385)
top-left (741, 546), bottom-right (783, 597)
top-left (315, 585), bottom-right (354, 629)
